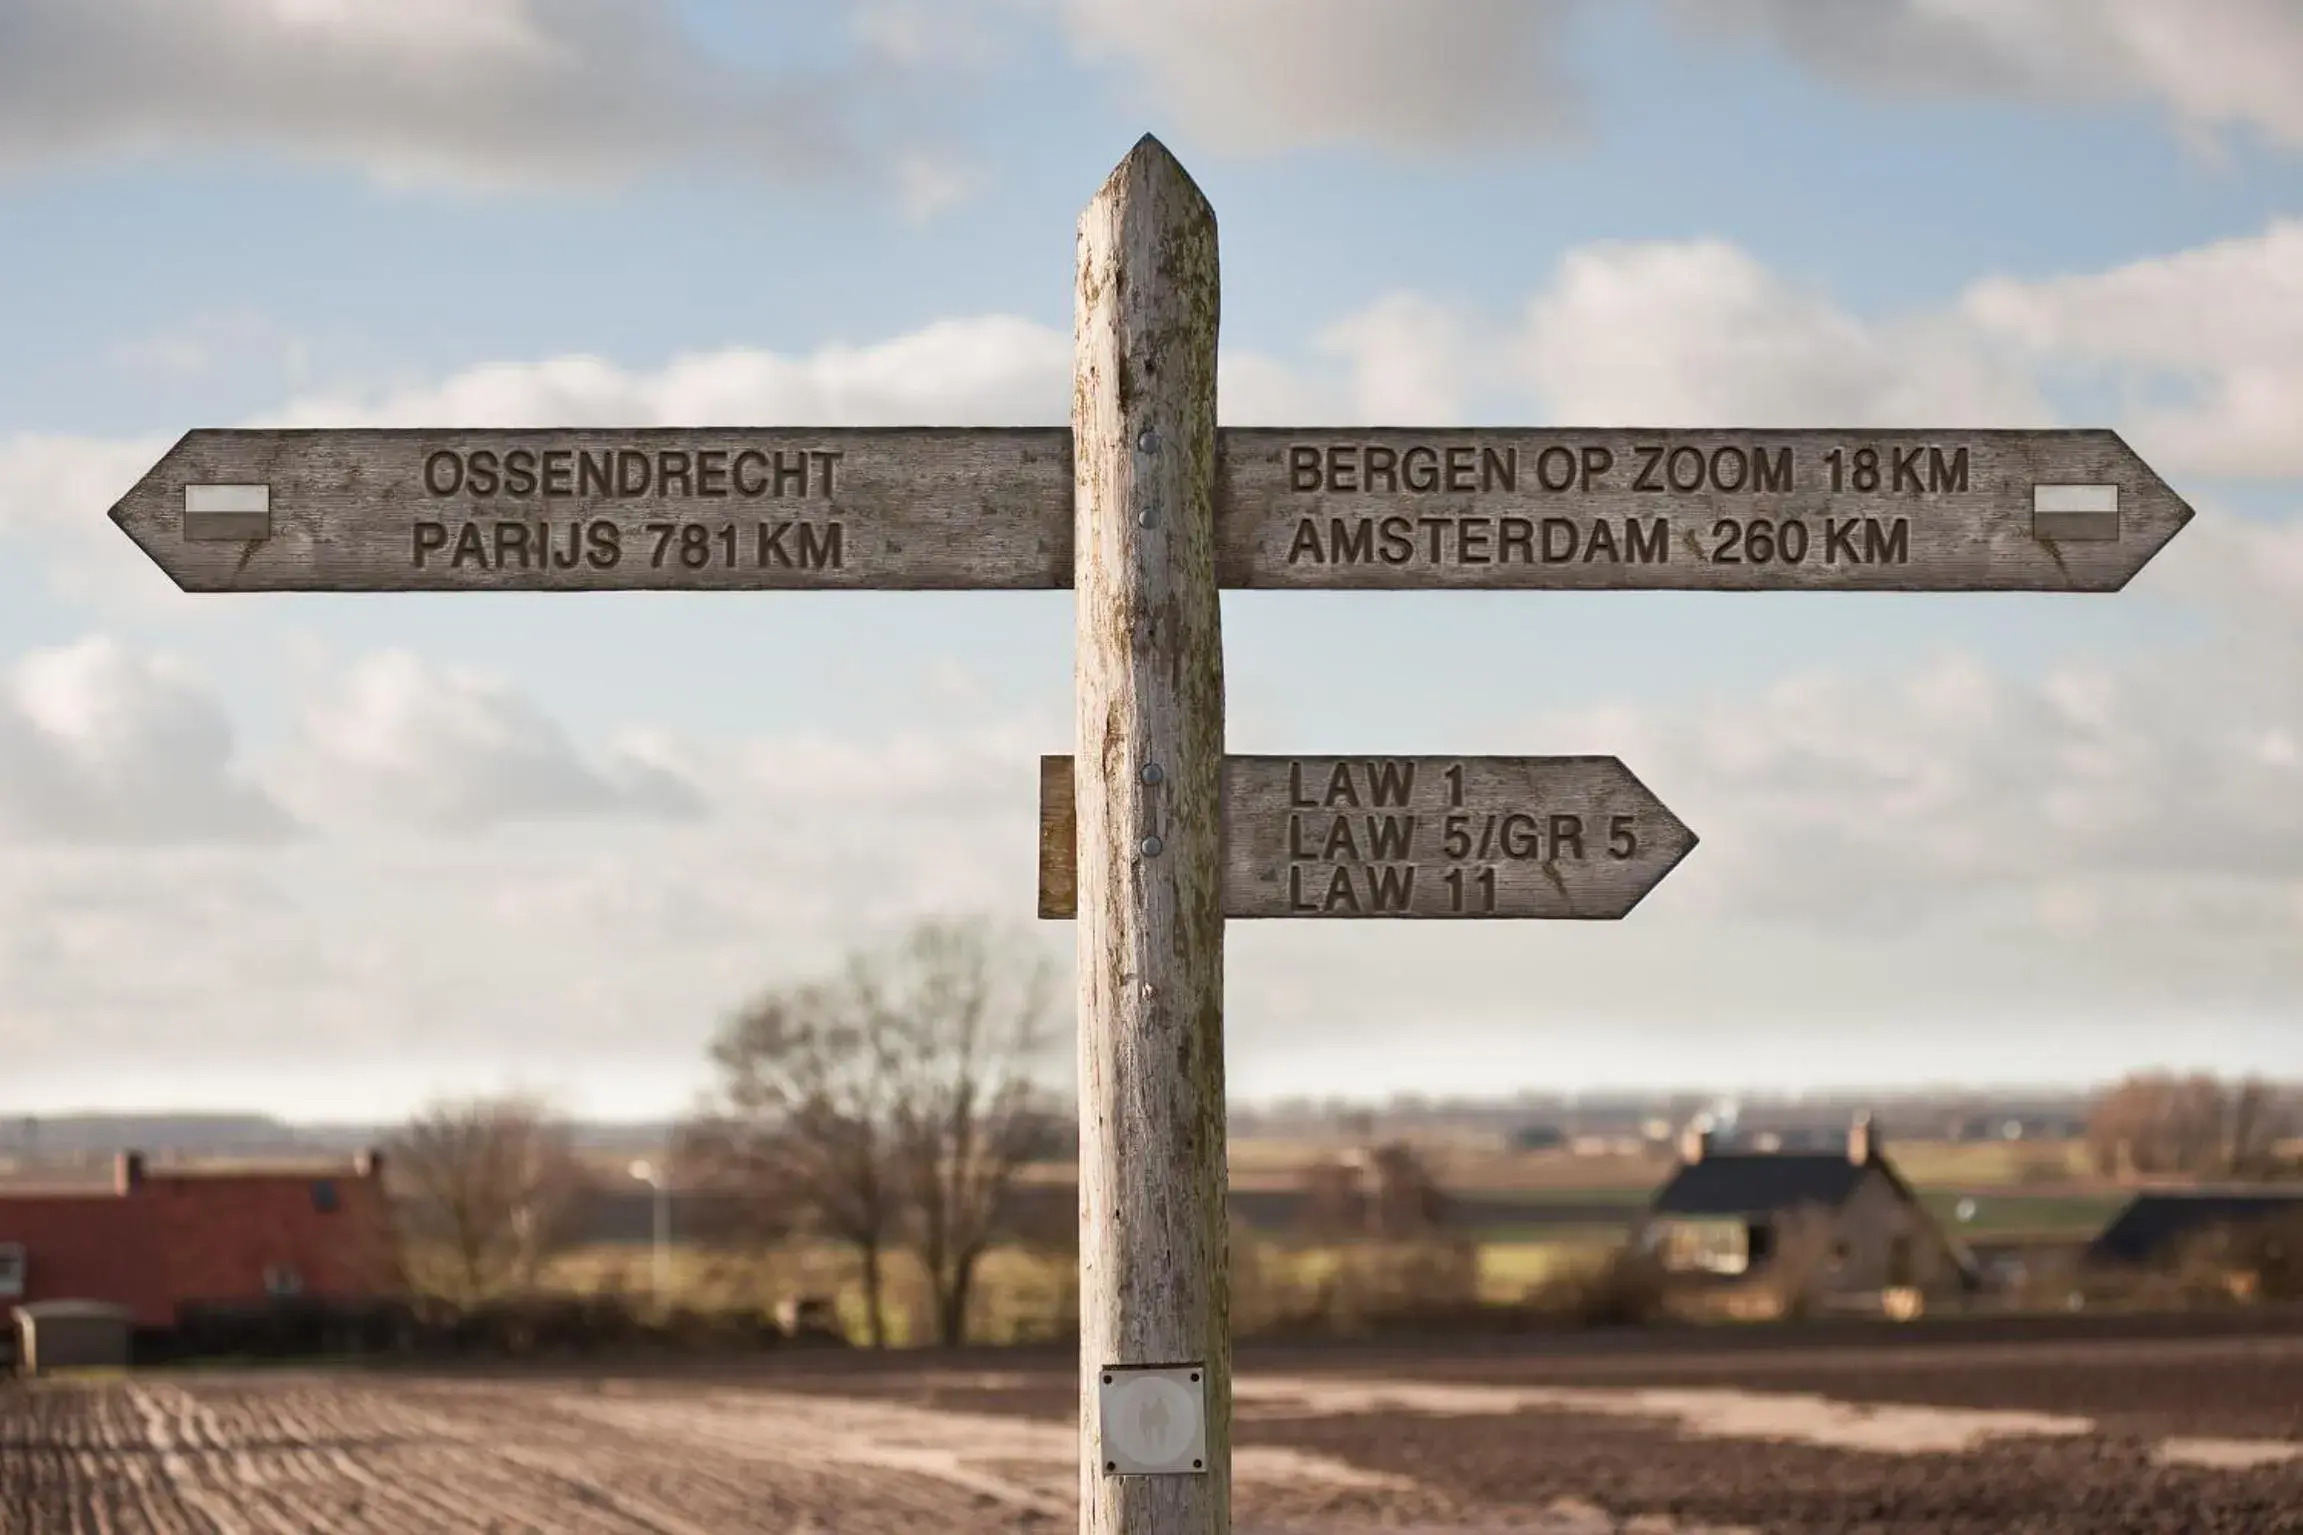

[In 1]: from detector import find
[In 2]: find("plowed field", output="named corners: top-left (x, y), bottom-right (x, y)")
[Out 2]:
top-left (4, 1325), bottom-right (2299, 1533)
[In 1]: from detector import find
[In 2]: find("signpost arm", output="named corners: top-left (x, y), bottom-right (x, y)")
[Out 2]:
top-left (1074, 135), bottom-right (1230, 1535)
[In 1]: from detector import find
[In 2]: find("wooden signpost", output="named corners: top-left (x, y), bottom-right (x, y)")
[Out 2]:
top-left (106, 135), bottom-right (2197, 1535)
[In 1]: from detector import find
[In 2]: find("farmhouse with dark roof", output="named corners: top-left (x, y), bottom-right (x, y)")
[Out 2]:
top-left (1636, 1114), bottom-right (1975, 1315)
top-left (2087, 1189), bottom-right (2303, 1269)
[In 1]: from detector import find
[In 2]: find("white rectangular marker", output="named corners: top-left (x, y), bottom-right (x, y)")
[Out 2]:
top-left (2033, 483), bottom-right (2119, 542)
top-left (183, 483), bottom-right (271, 542)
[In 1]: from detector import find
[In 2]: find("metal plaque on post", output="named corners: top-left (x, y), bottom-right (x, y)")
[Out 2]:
top-left (1097, 1364), bottom-right (1210, 1477)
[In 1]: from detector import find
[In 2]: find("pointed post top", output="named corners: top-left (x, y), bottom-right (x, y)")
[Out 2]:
top-left (1086, 133), bottom-right (1214, 225)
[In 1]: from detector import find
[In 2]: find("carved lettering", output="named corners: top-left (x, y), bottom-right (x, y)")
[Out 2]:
top-left (1931, 446), bottom-right (1969, 493)
top-left (1366, 865), bottom-right (1415, 911)
top-left (1866, 516), bottom-right (1910, 564)
top-left (1752, 447), bottom-right (1792, 494)
top-left (697, 449), bottom-right (730, 497)
top-left (797, 521), bottom-right (844, 570)
top-left (1364, 444), bottom-right (1398, 493)
top-left (1284, 515), bottom-right (1668, 567)
top-left (1290, 445), bottom-right (1320, 491)
top-left (1285, 442), bottom-right (1520, 495)
top-left (1625, 517), bottom-right (1668, 565)
top-left (418, 444), bottom-right (844, 501)
top-left (579, 450), bottom-right (612, 497)
top-left (1825, 517), bottom-right (1860, 565)
top-left (1253, 757), bottom-right (1680, 919)
top-left (1537, 446), bottom-right (1576, 492)
top-left (1634, 444), bottom-right (1665, 491)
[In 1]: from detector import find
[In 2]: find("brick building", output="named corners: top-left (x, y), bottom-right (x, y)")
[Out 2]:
top-left (0, 1150), bottom-right (402, 1334)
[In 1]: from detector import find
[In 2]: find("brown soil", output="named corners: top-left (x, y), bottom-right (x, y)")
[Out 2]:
top-left (2, 1325), bottom-right (2298, 1533)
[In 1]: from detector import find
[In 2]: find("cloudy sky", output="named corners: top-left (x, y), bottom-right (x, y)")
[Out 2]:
top-left (2, 0), bottom-right (2300, 1120)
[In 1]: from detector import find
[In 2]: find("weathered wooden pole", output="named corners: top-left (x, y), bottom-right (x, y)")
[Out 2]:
top-left (1073, 135), bottom-right (1229, 1535)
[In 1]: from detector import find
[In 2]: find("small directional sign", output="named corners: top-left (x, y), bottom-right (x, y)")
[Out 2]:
top-left (112, 426), bottom-right (2189, 595)
top-left (1038, 754), bottom-right (1696, 920)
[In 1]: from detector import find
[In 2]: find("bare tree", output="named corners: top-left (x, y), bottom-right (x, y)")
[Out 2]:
top-left (703, 979), bottom-right (903, 1347)
top-left (2088, 1073), bottom-right (2296, 1179)
top-left (703, 921), bottom-right (1061, 1348)
top-left (2225, 1078), bottom-right (2283, 1176)
top-left (1296, 1142), bottom-right (1448, 1242)
top-left (868, 920), bottom-right (1059, 1347)
top-left (389, 1095), bottom-right (588, 1304)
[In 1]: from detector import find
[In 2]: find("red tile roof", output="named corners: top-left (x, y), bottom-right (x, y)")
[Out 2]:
top-left (0, 1155), bottom-right (401, 1328)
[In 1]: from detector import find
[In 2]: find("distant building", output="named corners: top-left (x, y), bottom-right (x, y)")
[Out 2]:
top-left (0, 1150), bottom-right (402, 1342)
top-left (1636, 1115), bottom-right (1975, 1312)
top-left (2085, 1190), bottom-right (2303, 1269)
top-left (12, 1300), bottom-right (134, 1375)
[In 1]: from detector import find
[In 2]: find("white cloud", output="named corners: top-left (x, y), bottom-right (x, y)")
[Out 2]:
top-left (254, 308), bottom-right (1450, 432)
top-left (1961, 221), bottom-right (2303, 477)
top-left (273, 651), bottom-right (702, 832)
top-left (0, 638), bottom-right (288, 844)
top-left (0, 0), bottom-right (848, 190)
top-left (0, 708), bottom-right (1058, 1104)
top-left (1216, 293), bottom-right (1474, 425)
top-left (1058, 0), bottom-right (1583, 155)
top-left (261, 317), bottom-right (1075, 429)
top-left (1053, 0), bottom-right (2303, 160)
top-left (0, 432), bottom-right (169, 548)
top-left (11, 0), bottom-right (2303, 207)
top-left (1678, 0), bottom-right (2303, 149)
top-left (1519, 239), bottom-right (2048, 427)
top-left (1512, 223), bottom-right (2303, 481)
top-left (108, 309), bottom-right (310, 383)
top-left (1311, 292), bottom-right (1476, 425)
top-left (854, 2), bottom-right (1005, 70)
top-left (895, 150), bottom-right (981, 226)
top-left (1546, 619), bottom-right (2303, 940)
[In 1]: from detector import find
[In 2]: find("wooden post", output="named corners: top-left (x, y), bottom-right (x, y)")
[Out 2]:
top-left (1073, 135), bottom-right (1229, 1535)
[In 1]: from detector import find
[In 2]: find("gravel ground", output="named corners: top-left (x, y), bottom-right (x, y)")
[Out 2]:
top-left (1, 1326), bottom-right (2298, 1533)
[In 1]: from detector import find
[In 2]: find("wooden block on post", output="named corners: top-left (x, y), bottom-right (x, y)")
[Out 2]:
top-left (1039, 754), bottom-right (1077, 921)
